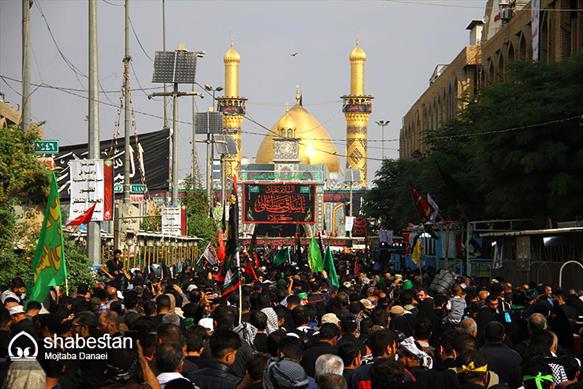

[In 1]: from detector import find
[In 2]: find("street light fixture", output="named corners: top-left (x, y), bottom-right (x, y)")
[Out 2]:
top-left (203, 84), bottom-right (224, 111)
top-left (375, 120), bottom-right (390, 159)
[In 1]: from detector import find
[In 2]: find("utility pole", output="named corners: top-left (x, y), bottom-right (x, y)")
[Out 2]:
top-left (21, 0), bottom-right (31, 132)
top-left (349, 176), bottom-right (353, 240)
top-left (191, 85), bottom-right (200, 182)
top-left (161, 0), bottom-right (168, 128)
top-left (206, 111), bottom-right (213, 213)
top-left (123, 0), bottom-right (131, 204)
top-left (172, 82), bottom-right (179, 205)
top-left (148, 79), bottom-right (202, 206)
top-left (203, 84), bottom-right (223, 213)
top-left (88, 0), bottom-right (101, 264)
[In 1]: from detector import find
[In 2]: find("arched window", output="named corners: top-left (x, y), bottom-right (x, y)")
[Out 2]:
top-left (488, 59), bottom-right (495, 83)
top-left (540, 11), bottom-right (549, 63)
top-left (518, 32), bottom-right (527, 59)
top-left (497, 53), bottom-right (505, 82)
top-left (508, 43), bottom-right (515, 64)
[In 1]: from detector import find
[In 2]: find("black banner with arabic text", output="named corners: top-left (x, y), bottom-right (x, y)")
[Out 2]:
top-left (54, 128), bottom-right (170, 198)
top-left (242, 183), bottom-right (316, 224)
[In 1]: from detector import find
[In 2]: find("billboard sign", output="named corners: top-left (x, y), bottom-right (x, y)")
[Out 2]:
top-left (68, 159), bottom-right (104, 222)
top-left (242, 183), bottom-right (316, 224)
top-left (162, 206), bottom-right (182, 236)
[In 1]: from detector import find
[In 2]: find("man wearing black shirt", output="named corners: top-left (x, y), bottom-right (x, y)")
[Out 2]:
top-left (101, 249), bottom-right (127, 283)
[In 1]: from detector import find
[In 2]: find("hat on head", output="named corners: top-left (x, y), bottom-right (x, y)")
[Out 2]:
top-left (8, 305), bottom-right (24, 316)
top-left (389, 305), bottom-right (405, 316)
top-left (343, 281), bottom-right (352, 288)
top-left (360, 299), bottom-right (375, 310)
top-left (186, 284), bottom-right (198, 293)
top-left (399, 336), bottom-right (433, 369)
top-left (321, 313), bottom-right (340, 325)
top-left (198, 318), bottom-right (214, 332)
top-left (297, 292), bottom-right (308, 300)
top-left (264, 357), bottom-right (309, 389)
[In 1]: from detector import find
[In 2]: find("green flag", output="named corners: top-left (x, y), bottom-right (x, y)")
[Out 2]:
top-left (308, 235), bottom-right (324, 273)
top-left (273, 247), bottom-right (290, 266)
top-left (323, 247), bottom-right (339, 288)
top-left (28, 173), bottom-right (67, 303)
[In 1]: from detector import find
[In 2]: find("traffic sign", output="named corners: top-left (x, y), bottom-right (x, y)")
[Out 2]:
top-left (114, 183), bottom-right (148, 194)
top-left (34, 140), bottom-right (59, 154)
top-left (131, 184), bottom-right (147, 193)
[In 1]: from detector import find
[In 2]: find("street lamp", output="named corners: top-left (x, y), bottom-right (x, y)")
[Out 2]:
top-left (375, 120), bottom-right (390, 159)
top-left (150, 45), bottom-right (204, 206)
top-left (204, 84), bottom-right (223, 111)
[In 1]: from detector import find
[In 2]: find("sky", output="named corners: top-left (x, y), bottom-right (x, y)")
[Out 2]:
top-left (0, 0), bottom-right (485, 184)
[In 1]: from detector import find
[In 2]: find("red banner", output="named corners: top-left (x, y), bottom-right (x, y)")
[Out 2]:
top-left (103, 160), bottom-right (113, 221)
top-left (352, 217), bottom-right (368, 237)
top-left (181, 206), bottom-right (187, 236)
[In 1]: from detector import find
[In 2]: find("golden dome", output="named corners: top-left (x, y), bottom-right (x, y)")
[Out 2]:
top-left (224, 46), bottom-right (240, 64)
top-left (277, 111), bottom-right (296, 135)
top-left (255, 104), bottom-right (340, 173)
top-left (350, 45), bottom-right (367, 61)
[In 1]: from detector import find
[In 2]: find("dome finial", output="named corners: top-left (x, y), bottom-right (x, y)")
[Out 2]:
top-left (295, 83), bottom-right (303, 106)
top-left (230, 32), bottom-right (234, 48)
top-left (356, 32), bottom-right (360, 47)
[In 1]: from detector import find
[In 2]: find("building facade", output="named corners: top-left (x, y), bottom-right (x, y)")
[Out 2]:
top-left (400, 0), bottom-right (583, 160)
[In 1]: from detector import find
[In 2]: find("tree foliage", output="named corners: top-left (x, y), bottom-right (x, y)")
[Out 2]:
top-left (0, 125), bottom-right (95, 290)
top-left (365, 54), bottom-right (583, 230)
top-left (182, 175), bottom-right (216, 246)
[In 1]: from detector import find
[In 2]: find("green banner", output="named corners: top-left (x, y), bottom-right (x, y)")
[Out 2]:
top-left (28, 173), bottom-right (67, 303)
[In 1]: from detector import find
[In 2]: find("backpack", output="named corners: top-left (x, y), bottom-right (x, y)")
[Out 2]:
top-left (429, 269), bottom-right (455, 295)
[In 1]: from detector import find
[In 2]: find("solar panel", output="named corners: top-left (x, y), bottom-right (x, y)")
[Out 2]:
top-left (212, 134), bottom-right (238, 155)
top-left (214, 135), bottom-right (228, 155)
top-left (152, 51), bottom-right (197, 84)
top-left (195, 112), bottom-right (223, 134)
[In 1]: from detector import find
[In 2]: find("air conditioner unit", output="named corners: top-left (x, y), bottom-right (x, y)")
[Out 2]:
top-left (501, 7), bottom-right (513, 23)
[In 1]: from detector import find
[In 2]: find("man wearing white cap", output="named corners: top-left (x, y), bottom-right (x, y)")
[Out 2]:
top-left (9, 305), bottom-right (36, 339)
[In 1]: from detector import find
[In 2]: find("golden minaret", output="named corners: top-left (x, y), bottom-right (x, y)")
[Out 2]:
top-left (342, 36), bottom-right (372, 187)
top-left (217, 38), bottom-right (247, 181)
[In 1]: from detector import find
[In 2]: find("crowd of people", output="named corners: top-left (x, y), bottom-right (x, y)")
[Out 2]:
top-left (0, 247), bottom-right (582, 389)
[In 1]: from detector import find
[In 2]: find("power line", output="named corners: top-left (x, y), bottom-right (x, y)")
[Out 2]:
top-left (101, 0), bottom-right (123, 6)
top-left (130, 62), bottom-right (152, 98)
top-left (384, 0), bottom-right (583, 12)
top-left (3, 75), bottom-right (578, 163)
top-left (35, 1), bottom-right (119, 105)
top-left (129, 17), bottom-right (154, 62)
top-left (427, 115), bottom-right (582, 140)
top-left (1, 77), bottom-right (22, 97)
top-left (34, 1), bottom-right (87, 84)
top-left (1, 75), bottom-right (160, 94)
